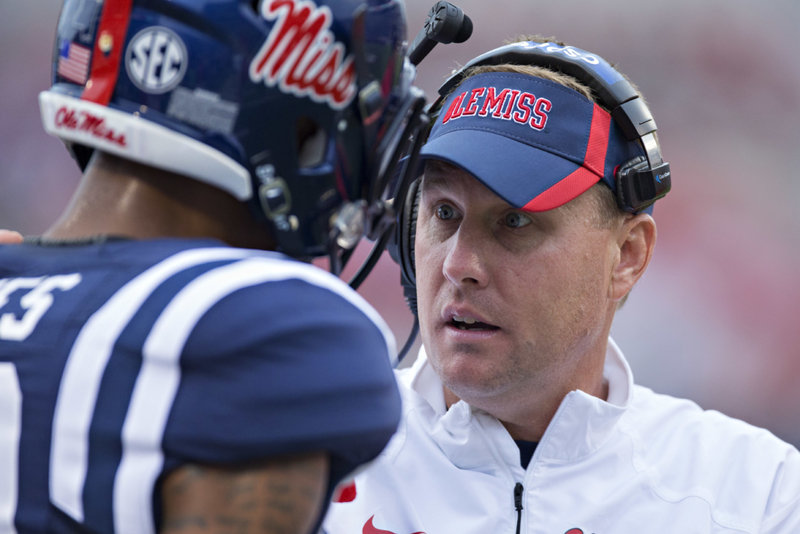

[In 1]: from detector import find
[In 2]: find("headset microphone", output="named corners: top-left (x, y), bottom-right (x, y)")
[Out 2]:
top-left (408, 1), bottom-right (473, 66)
top-left (346, 1), bottom-right (472, 297)
top-left (349, 1), bottom-right (470, 365)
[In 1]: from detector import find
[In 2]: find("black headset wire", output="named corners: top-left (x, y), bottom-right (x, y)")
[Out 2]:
top-left (349, 99), bottom-right (429, 290)
top-left (347, 227), bottom-right (394, 290)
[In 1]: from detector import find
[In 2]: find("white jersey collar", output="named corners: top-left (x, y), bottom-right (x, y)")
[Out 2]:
top-left (398, 338), bottom-right (635, 465)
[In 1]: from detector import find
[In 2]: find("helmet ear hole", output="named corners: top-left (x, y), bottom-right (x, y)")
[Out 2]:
top-left (250, 0), bottom-right (262, 15)
top-left (296, 116), bottom-right (328, 169)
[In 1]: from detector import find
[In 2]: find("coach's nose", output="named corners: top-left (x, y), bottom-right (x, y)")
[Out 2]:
top-left (442, 216), bottom-right (490, 290)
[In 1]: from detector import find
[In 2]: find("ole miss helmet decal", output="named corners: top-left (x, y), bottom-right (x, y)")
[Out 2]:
top-left (249, 0), bottom-right (357, 110)
top-left (52, 105), bottom-right (127, 148)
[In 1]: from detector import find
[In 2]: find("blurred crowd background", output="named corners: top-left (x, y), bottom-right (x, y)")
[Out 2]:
top-left (2, 0), bottom-right (799, 447)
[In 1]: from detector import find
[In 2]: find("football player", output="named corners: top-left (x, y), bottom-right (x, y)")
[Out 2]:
top-left (0, 0), bottom-right (425, 532)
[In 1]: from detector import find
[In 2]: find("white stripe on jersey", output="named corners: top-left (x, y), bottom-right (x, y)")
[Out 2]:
top-left (50, 247), bottom-right (254, 522)
top-left (0, 364), bottom-right (22, 534)
top-left (113, 256), bottom-right (397, 534)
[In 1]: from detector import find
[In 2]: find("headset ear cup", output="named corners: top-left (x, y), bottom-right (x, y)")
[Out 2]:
top-left (394, 177), bottom-right (422, 317)
top-left (615, 155), bottom-right (647, 211)
top-left (399, 178), bottom-right (422, 288)
top-left (408, 179), bottom-right (422, 281)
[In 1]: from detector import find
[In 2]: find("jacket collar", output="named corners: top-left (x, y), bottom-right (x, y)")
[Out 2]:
top-left (398, 338), bottom-right (634, 467)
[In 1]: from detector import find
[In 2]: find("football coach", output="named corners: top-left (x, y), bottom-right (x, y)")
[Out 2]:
top-left (323, 38), bottom-right (800, 534)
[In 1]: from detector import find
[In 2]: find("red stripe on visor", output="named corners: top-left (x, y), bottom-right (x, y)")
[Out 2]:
top-left (522, 103), bottom-right (611, 212)
top-left (81, 0), bottom-right (134, 105)
top-left (522, 166), bottom-right (598, 212)
top-left (584, 104), bottom-right (611, 176)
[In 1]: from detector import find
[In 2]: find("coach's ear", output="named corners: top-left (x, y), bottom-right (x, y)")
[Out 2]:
top-left (0, 230), bottom-right (23, 245)
top-left (610, 213), bottom-right (656, 302)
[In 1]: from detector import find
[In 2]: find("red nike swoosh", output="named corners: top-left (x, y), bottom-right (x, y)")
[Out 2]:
top-left (363, 516), bottom-right (396, 534)
top-left (362, 516), bottom-right (426, 534)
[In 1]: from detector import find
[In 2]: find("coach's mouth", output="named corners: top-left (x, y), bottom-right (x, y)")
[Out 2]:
top-left (442, 307), bottom-right (500, 332)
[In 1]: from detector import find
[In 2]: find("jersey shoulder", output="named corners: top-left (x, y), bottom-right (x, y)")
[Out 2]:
top-left (132, 252), bottom-right (403, 478)
top-left (180, 253), bottom-right (396, 363)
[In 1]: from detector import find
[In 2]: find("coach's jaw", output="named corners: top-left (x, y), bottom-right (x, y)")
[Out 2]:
top-left (413, 160), bottom-right (656, 439)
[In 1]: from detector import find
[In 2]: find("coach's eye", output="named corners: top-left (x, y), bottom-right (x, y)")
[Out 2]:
top-left (436, 204), bottom-right (457, 221)
top-left (504, 212), bottom-right (532, 228)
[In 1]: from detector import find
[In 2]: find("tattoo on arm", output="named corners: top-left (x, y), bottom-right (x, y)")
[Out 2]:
top-left (161, 452), bottom-right (329, 534)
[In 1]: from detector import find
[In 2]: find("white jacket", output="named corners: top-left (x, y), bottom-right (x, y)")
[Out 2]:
top-left (324, 339), bottom-right (800, 534)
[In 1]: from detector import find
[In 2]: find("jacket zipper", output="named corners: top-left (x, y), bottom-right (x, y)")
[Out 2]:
top-left (514, 482), bottom-right (524, 534)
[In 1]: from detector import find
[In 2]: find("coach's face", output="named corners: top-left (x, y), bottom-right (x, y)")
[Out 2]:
top-left (415, 161), bottom-right (640, 409)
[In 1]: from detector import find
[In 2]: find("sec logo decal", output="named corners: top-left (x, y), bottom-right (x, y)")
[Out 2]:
top-left (125, 26), bottom-right (187, 94)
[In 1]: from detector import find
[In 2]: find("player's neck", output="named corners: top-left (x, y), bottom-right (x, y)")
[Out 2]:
top-left (45, 152), bottom-right (275, 250)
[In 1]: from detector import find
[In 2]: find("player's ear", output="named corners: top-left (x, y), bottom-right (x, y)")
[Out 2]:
top-left (0, 230), bottom-right (24, 244)
top-left (610, 213), bottom-right (656, 302)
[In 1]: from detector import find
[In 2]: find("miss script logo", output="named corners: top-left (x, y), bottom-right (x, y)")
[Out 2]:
top-left (54, 106), bottom-right (127, 147)
top-left (249, 0), bottom-right (357, 110)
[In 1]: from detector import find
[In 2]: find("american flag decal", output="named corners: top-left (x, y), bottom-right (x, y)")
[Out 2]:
top-left (57, 40), bottom-right (91, 85)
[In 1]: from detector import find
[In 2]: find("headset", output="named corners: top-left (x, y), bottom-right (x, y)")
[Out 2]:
top-left (388, 40), bottom-right (672, 361)
top-left (344, 1), bottom-right (473, 289)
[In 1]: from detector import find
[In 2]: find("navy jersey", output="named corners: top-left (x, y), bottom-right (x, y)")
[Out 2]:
top-left (0, 238), bottom-right (401, 534)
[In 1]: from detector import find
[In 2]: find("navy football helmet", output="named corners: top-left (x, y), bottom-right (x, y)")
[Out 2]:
top-left (42, 0), bottom-right (426, 264)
